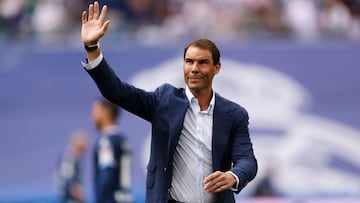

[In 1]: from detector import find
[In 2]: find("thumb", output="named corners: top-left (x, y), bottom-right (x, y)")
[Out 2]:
top-left (101, 20), bottom-right (111, 34)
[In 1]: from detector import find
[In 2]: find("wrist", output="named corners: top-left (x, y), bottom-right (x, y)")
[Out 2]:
top-left (84, 42), bottom-right (100, 52)
top-left (226, 171), bottom-right (239, 190)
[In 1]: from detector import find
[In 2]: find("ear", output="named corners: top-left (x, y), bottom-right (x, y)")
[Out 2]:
top-left (215, 62), bottom-right (221, 74)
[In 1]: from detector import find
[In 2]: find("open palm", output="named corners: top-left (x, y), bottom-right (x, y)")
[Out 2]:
top-left (81, 1), bottom-right (110, 45)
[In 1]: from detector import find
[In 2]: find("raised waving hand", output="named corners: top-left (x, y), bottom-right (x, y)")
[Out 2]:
top-left (81, 1), bottom-right (110, 46)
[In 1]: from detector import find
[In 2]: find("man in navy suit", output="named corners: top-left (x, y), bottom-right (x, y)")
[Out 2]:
top-left (81, 2), bottom-right (257, 202)
top-left (92, 99), bottom-right (132, 203)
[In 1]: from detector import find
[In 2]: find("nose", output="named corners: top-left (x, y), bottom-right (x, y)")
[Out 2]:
top-left (191, 62), bottom-right (199, 73)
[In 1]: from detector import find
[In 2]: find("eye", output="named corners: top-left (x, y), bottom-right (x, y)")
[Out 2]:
top-left (199, 60), bottom-right (209, 64)
top-left (185, 59), bottom-right (194, 64)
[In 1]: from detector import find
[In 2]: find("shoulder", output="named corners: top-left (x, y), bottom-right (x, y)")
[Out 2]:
top-left (155, 83), bottom-right (184, 94)
top-left (108, 133), bottom-right (131, 150)
top-left (215, 93), bottom-right (249, 119)
top-left (154, 83), bottom-right (185, 98)
top-left (107, 132), bottom-right (127, 143)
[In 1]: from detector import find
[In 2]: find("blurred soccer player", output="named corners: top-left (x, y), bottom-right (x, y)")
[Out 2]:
top-left (92, 99), bottom-right (132, 203)
top-left (55, 130), bottom-right (88, 203)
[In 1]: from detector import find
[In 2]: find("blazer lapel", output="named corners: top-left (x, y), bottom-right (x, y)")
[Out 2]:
top-left (212, 95), bottom-right (232, 170)
top-left (168, 90), bottom-right (189, 163)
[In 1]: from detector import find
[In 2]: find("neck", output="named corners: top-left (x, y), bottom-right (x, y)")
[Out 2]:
top-left (191, 88), bottom-right (213, 111)
top-left (99, 121), bottom-right (117, 134)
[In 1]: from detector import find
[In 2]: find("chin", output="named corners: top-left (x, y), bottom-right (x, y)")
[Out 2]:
top-left (188, 84), bottom-right (198, 89)
top-left (189, 86), bottom-right (203, 93)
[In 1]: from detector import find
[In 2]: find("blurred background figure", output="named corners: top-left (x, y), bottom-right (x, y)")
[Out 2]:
top-left (319, 0), bottom-right (360, 40)
top-left (252, 166), bottom-right (277, 197)
top-left (54, 130), bottom-right (89, 203)
top-left (92, 99), bottom-right (132, 203)
top-left (0, 0), bottom-right (34, 40)
top-left (282, 0), bottom-right (320, 41)
top-left (30, 0), bottom-right (88, 43)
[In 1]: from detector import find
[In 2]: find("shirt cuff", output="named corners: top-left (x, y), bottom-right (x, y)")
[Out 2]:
top-left (81, 52), bottom-right (103, 70)
top-left (226, 171), bottom-right (240, 192)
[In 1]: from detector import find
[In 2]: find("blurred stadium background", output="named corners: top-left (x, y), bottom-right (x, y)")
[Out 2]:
top-left (0, 0), bottom-right (359, 203)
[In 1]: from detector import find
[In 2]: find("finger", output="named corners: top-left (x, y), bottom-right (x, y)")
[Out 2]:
top-left (204, 171), bottom-right (221, 183)
top-left (204, 179), bottom-right (221, 191)
top-left (81, 11), bottom-right (87, 24)
top-left (204, 181), bottom-right (222, 192)
top-left (98, 5), bottom-right (108, 23)
top-left (213, 180), bottom-right (229, 192)
top-left (101, 20), bottom-right (111, 33)
top-left (211, 182), bottom-right (222, 191)
top-left (88, 3), bottom-right (94, 20)
top-left (204, 173), bottom-right (229, 192)
top-left (215, 185), bottom-right (225, 192)
top-left (204, 174), bottom-right (219, 191)
top-left (93, 1), bottom-right (100, 19)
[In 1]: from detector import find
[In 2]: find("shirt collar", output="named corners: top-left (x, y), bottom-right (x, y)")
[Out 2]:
top-left (185, 86), bottom-right (215, 113)
top-left (101, 124), bottom-right (118, 136)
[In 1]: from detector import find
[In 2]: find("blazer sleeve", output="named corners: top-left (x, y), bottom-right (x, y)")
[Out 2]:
top-left (230, 107), bottom-right (258, 193)
top-left (86, 58), bottom-right (158, 122)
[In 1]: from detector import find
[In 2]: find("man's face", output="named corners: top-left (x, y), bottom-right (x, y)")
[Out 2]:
top-left (91, 102), bottom-right (104, 130)
top-left (183, 46), bottom-right (220, 94)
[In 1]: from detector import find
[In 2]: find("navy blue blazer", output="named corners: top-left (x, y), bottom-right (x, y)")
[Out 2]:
top-left (87, 58), bottom-right (257, 203)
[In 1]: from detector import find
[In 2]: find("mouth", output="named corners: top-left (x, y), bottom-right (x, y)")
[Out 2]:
top-left (188, 78), bottom-right (203, 84)
top-left (188, 76), bottom-right (203, 81)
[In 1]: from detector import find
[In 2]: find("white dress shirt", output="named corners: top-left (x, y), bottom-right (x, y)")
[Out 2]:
top-left (170, 87), bottom-right (215, 203)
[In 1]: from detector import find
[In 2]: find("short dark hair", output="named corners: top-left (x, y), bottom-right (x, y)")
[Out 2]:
top-left (183, 38), bottom-right (221, 65)
top-left (98, 98), bottom-right (120, 120)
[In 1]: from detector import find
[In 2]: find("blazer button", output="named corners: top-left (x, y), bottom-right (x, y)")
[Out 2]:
top-left (164, 167), bottom-right (167, 171)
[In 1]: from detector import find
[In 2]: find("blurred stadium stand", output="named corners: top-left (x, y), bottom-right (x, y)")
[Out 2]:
top-left (1, 0), bottom-right (360, 44)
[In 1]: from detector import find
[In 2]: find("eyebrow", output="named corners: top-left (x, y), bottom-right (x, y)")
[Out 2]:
top-left (185, 58), bottom-right (210, 62)
top-left (199, 59), bottom-right (209, 63)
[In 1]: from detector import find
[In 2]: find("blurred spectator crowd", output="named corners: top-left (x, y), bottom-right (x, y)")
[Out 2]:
top-left (1, 0), bottom-right (360, 44)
